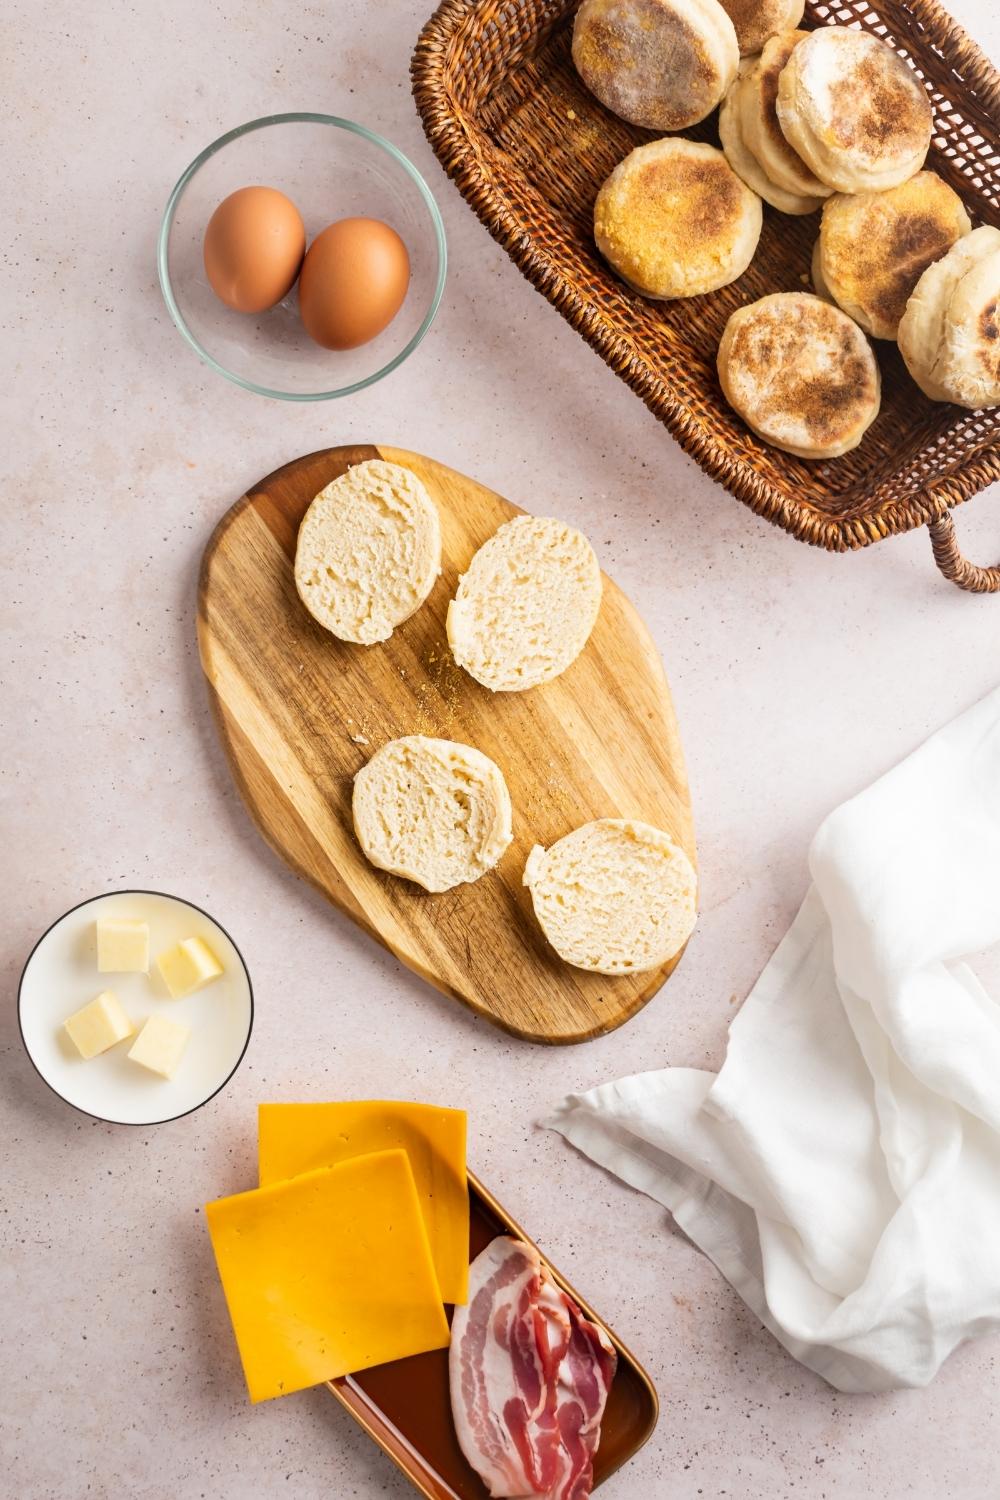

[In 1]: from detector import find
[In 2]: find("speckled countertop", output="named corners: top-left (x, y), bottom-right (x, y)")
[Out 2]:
top-left (3, 3), bottom-right (999, 1496)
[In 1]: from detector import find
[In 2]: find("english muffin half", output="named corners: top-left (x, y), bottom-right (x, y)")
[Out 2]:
top-left (817, 172), bottom-right (972, 340)
top-left (523, 819), bottom-right (697, 975)
top-left (898, 226), bottom-right (1000, 409)
top-left (595, 138), bottom-right (762, 298)
top-left (295, 460), bottom-right (441, 645)
top-left (572, 0), bottom-right (739, 130)
top-left (718, 291), bottom-right (882, 457)
top-left (353, 736), bottom-right (513, 893)
top-left (776, 27), bottom-right (932, 193)
top-left (740, 32), bottom-right (832, 200)
top-left (718, 0), bottom-right (804, 57)
top-left (447, 515), bottom-right (602, 693)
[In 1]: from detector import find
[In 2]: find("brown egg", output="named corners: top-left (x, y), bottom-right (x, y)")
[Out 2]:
top-left (203, 186), bottom-right (305, 314)
top-left (298, 218), bottom-right (410, 350)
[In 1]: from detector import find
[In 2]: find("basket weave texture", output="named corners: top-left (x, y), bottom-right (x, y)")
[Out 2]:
top-left (413, 0), bottom-right (999, 552)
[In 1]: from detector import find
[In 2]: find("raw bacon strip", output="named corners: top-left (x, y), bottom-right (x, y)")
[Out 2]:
top-left (449, 1236), bottom-right (617, 1499)
top-left (451, 1237), bottom-right (541, 1497)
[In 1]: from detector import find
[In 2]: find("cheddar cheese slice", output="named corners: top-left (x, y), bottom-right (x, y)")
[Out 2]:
top-left (205, 1150), bottom-right (450, 1402)
top-left (258, 1101), bottom-right (469, 1304)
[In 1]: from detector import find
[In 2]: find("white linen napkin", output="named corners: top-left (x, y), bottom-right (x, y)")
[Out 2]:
top-left (547, 685), bottom-right (1000, 1393)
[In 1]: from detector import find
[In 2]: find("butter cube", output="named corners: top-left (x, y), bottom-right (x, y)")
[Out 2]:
top-left (64, 991), bottom-right (135, 1060)
top-left (156, 937), bottom-right (223, 998)
top-left (127, 1014), bottom-right (190, 1079)
top-left (96, 917), bottom-right (149, 974)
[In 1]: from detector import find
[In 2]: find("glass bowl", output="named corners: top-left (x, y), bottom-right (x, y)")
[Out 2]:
top-left (158, 114), bottom-right (447, 400)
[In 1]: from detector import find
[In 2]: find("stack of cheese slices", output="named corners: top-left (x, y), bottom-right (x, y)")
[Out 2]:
top-left (573, 0), bottom-right (998, 459)
top-left (294, 459), bottom-right (698, 978)
top-left (206, 1101), bottom-right (469, 1402)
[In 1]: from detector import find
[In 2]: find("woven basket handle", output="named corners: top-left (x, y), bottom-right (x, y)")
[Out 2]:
top-left (928, 514), bottom-right (1000, 593)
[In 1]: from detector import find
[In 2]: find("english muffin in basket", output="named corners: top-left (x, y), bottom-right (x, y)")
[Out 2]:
top-left (353, 735), bottom-right (513, 893)
top-left (718, 292), bottom-right (882, 458)
top-left (815, 173), bottom-right (972, 340)
top-left (718, 0), bottom-right (804, 57)
top-left (776, 27), bottom-right (932, 193)
top-left (810, 238), bottom-right (831, 301)
top-left (719, 66), bottom-right (823, 214)
top-left (572, 0), bottom-right (738, 130)
top-left (595, 138), bottom-right (762, 299)
top-left (740, 32), bottom-right (832, 201)
top-left (898, 226), bottom-right (1000, 409)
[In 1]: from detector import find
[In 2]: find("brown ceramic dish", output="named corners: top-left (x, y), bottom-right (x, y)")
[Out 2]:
top-left (412, 0), bottom-right (1000, 591)
top-left (327, 1171), bottom-right (658, 1498)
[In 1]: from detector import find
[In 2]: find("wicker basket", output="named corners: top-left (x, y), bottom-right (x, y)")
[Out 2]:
top-left (412, 0), bottom-right (1000, 590)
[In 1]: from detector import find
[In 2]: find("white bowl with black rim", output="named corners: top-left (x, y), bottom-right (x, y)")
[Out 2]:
top-left (18, 890), bottom-right (253, 1126)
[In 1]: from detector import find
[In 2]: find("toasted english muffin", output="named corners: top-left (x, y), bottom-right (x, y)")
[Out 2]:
top-left (572, 0), bottom-right (739, 130)
top-left (898, 226), bottom-right (1000, 409)
top-left (719, 71), bottom-right (824, 214)
top-left (353, 736), bottom-right (513, 893)
top-left (595, 138), bottom-right (762, 299)
top-left (523, 819), bottom-right (697, 975)
top-left (718, 291), bottom-right (881, 457)
top-left (295, 460), bottom-right (441, 645)
top-left (776, 27), bottom-right (932, 193)
top-left (718, 0), bottom-right (804, 56)
top-left (447, 516), bottom-right (602, 693)
top-left (739, 32), bottom-right (832, 202)
top-left (817, 172), bottom-right (972, 340)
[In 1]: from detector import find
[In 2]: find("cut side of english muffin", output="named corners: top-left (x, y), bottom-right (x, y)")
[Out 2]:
top-left (353, 736), bottom-right (513, 893)
top-left (572, 0), bottom-right (738, 131)
top-left (718, 292), bottom-right (881, 458)
top-left (776, 27), bottom-right (932, 194)
top-left (447, 516), bottom-right (602, 692)
top-left (523, 819), bottom-right (697, 976)
top-left (294, 459), bottom-right (441, 645)
top-left (595, 138), bottom-right (762, 300)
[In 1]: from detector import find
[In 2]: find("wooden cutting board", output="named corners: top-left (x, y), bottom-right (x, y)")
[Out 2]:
top-left (197, 445), bottom-right (695, 1044)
